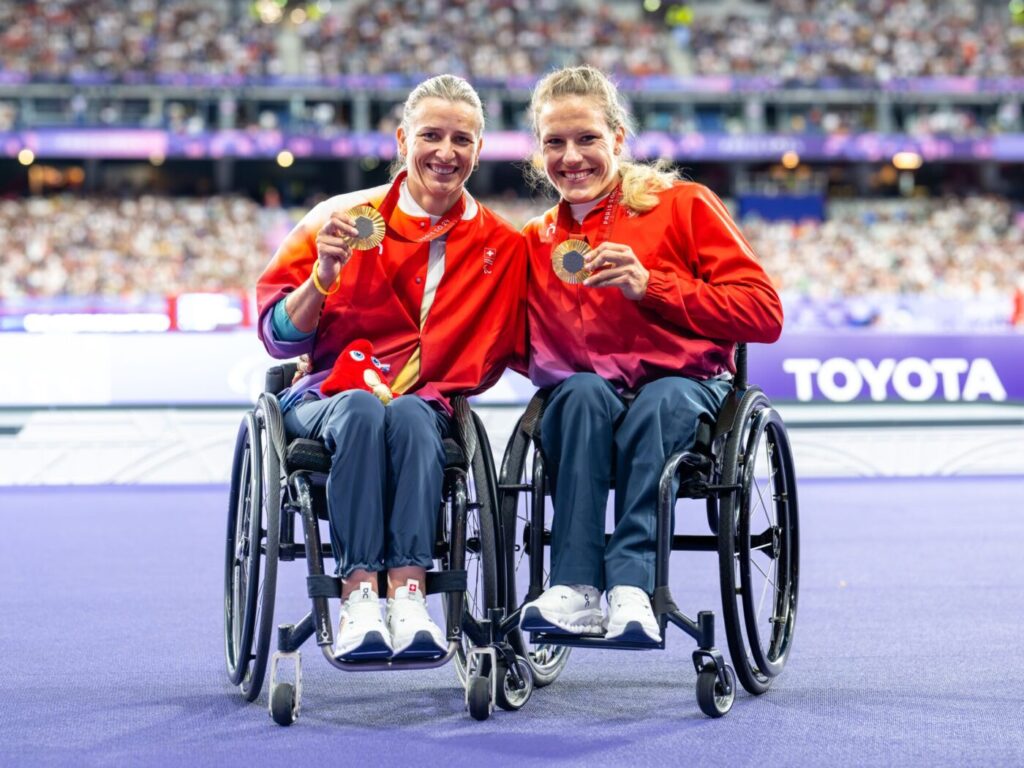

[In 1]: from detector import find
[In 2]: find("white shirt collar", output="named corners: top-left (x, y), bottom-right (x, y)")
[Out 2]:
top-left (568, 191), bottom-right (610, 224)
top-left (399, 180), bottom-right (478, 222)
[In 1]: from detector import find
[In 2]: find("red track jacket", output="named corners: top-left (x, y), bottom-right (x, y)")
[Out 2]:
top-left (257, 178), bottom-right (526, 409)
top-left (522, 182), bottom-right (783, 390)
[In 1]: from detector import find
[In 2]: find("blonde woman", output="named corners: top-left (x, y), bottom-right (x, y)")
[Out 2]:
top-left (257, 75), bottom-right (525, 660)
top-left (518, 66), bottom-right (782, 642)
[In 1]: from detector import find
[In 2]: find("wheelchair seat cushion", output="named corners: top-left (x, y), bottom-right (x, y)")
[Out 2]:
top-left (284, 437), bottom-right (467, 473)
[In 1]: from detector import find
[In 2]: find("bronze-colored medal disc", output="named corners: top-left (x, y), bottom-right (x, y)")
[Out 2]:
top-left (346, 205), bottom-right (386, 250)
top-left (552, 239), bottom-right (592, 284)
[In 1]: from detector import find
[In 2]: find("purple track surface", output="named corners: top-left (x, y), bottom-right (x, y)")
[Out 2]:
top-left (1, 478), bottom-right (1023, 767)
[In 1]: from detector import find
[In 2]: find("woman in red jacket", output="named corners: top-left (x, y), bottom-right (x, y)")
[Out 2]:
top-left (518, 66), bottom-right (783, 643)
top-left (257, 75), bottom-right (525, 661)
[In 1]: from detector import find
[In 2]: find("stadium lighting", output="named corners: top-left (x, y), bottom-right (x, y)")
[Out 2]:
top-left (254, 0), bottom-right (283, 23)
top-left (277, 150), bottom-right (295, 168)
top-left (18, 148), bottom-right (35, 165)
top-left (892, 151), bottom-right (924, 170)
top-left (781, 151), bottom-right (800, 169)
top-left (149, 153), bottom-right (165, 166)
top-left (290, 8), bottom-right (307, 24)
top-left (644, 0), bottom-right (662, 12)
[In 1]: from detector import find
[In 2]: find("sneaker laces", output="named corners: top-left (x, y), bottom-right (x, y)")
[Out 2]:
top-left (609, 586), bottom-right (654, 616)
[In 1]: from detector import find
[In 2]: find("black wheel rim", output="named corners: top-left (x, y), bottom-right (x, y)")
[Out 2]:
top-left (451, 411), bottom-right (500, 686)
top-left (224, 415), bottom-right (261, 684)
top-left (239, 401), bottom-right (281, 701)
top-left (738, 410), bottom-right (798, 678)
top-left (499, 417), bottom-right (571, 684)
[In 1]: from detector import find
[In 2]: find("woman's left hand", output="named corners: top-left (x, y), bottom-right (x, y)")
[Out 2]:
top-left (583, 242), bottom-right (649, 301)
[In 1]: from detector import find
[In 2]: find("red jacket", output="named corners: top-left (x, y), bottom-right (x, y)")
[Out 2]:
top-left (257, 179), bottom-right (526, 408)
top-left (522, 182), bottom-right (782, 390)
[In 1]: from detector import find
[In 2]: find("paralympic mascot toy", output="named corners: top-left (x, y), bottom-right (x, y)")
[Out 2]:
top-left (319, 338), bottom-right (398, 404)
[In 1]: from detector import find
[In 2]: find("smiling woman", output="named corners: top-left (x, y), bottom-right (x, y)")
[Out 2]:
top-left (254, 74), bottom-right (526, 663)
top-left (395, 95), bottom-right (483, 216)
top-left (516, 65), bottom-right (784, 643)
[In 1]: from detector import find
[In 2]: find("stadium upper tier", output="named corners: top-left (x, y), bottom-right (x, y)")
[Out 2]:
top-left (1, 194), bottom-right (1020, 331)
top-left (0, 0), bottom-right (1021, 86)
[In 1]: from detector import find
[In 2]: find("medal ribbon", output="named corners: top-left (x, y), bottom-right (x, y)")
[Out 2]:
top-left (376, 170), bottom-right (467, 244)
top-left (552, 183), bottom-right (623, 250)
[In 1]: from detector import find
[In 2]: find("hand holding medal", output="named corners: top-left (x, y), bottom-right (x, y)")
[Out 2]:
top-left (549, 185), bottom-right (645, 299)
top-left (311, 205), bottom-right (387, 295)
top-left (581, 241), bottom-right (650, 301)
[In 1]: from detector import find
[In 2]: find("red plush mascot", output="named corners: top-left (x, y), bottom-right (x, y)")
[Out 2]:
top-left (320, 339), bottom-right (398, 404)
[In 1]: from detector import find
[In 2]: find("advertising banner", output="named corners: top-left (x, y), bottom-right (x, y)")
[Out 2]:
top-left (4, 128), bottom-right (1021, 162)
top-left (747, 331), bottom-right (1023, 403)
top-left (0, 331), bottom-right (1020, 407)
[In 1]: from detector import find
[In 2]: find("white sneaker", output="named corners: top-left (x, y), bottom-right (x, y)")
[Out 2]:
top-left (386, 580), bottom-right (447, 659)
top-left (334, 581), bottom-right (393, 660)
top-left (519, 584), bottom-right (604, 634)
top-left (604, 586), bottom-right (661, 643)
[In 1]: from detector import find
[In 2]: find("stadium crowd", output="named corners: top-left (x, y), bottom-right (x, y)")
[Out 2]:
top-left (2, 193), bottom-right (1020, 329)
top-left (689, 0), bottom-right (1023, 80)
top-left (0, 0), bottom-right (671, 82)
top-left (1, 0), bottom-right (1021, 84)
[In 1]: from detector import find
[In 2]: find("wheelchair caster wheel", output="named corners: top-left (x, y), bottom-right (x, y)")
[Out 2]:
top-left (270, 682), bottom-right (298, 726)
top-left (696, 664), bottom-right (735, 718)
top-left (466, 674), bottom-right (492, 721)
top-left (495, 655), bottom-right (534, 711)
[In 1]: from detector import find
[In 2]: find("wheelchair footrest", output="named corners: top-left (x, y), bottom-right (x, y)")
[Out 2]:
top-left (306, 570), bottom-right (467, 599)
top-left (527, 630), bottom-right (664, 651)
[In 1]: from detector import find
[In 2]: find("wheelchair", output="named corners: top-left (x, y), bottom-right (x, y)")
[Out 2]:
top-left (223, 362), bottom-right (532, 724)
top-left (496, 344), bottom-right (800, 717)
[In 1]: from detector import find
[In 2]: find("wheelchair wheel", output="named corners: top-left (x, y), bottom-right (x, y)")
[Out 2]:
top-left (695, 663), bottom-right (736, 718)
top-left (224, 397), bottom-right (282, 702)
top-left (269, 682), bottom-right (297, 727)
top-left (466, 672), bottom-right (492, 721)
top-left (224, 416), bottom-right (258, 685)
top-left (495, 654), bottom-right (534, 712)
top-left (498, 414), bottom-right (571, 688)
top-left (718, 389), bottom-right (799, 696)
top-left (451, 412), bottom-right (502, 687)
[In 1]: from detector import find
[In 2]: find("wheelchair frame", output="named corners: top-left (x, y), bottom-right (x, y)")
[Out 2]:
top-left (496, 344), bottom-right (800, 717)
top-left (223, 363), bottom-right (532, 724)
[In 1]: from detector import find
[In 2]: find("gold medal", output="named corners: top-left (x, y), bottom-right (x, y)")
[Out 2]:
top-left (552, 239), bottom-right (592, 284)
top-left (345, 205), bottom-right (386, 250)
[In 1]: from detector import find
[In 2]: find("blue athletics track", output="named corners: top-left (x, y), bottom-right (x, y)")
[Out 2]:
top-left (1, 476), bottom-right (1022, 767)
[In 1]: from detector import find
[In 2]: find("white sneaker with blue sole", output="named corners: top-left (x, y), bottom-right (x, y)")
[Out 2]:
top-left (334, 581), bottom-right (394, 660)
top-left (519, 584), bottom-right (604, 634)
top-left (604, 585), bottom-right (661, 644)
top-left (386, 580), bottom-right (447, 659)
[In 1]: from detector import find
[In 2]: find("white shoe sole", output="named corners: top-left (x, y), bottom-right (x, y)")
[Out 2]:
top-left (520, 605), bottom-right (605, 634)
top-left (334, 629), bottom-right (393, 660)
top-left (603, 619), bottom-right (661, 644)
top-left (391, 630), bottom-right (447, 659)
